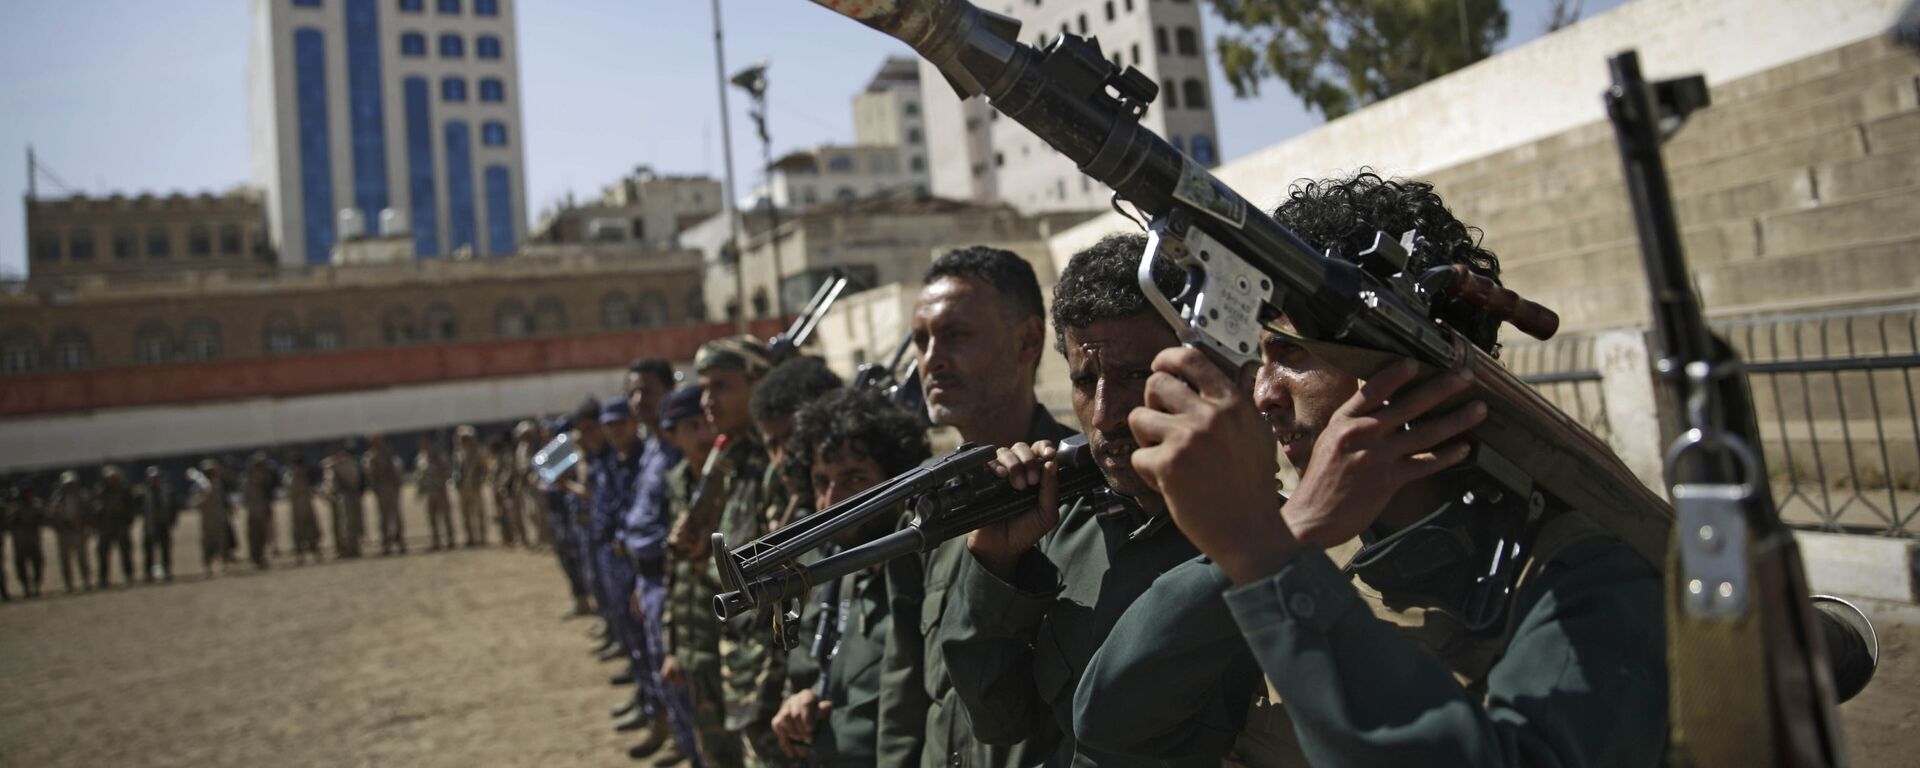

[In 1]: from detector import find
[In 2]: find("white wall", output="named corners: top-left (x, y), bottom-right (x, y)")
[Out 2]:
top-left (1, 366), bottom-right (627, 473)
top-left (1045, 0), bottom-right (1908, 261)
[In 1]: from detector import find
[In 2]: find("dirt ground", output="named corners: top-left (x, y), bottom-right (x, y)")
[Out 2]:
top-left (1, 493), bottom-right (1917, 766)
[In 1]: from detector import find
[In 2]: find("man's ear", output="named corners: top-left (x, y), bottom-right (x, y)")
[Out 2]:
top-left (1018, 315), bottom-right (1046, 370)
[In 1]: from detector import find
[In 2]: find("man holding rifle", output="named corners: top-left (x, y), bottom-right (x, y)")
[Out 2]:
top-left (941, 234), bottom-right (1260, 767)
top-left (879, 246), bottom-right (1073, 768)
top-left (1106, 173), bottom-right (1667, 766)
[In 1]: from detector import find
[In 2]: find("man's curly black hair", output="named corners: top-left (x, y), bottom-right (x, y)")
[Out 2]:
top-left (785, 387), bottom-right (931, 492)
top-left (749, 357), bottom-right (844, 424)
top-left (1051, 232), bottom-right (1184, 354)
top-left (1272, 171), bottom-right (1504, 355)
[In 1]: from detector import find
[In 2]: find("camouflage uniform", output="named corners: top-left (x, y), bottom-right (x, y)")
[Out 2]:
top-left (665, 459), bottom-right (745, 767)
top-left (711, 436), bottom-right (794, 767)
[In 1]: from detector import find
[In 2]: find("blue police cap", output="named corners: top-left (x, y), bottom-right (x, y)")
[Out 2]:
top-left (659, 385), bottom-right (705, 431)
top-left (599, 395), bottom-right (634, 424)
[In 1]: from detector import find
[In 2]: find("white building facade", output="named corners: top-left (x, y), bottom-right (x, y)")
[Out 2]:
top-left (922, 0), bottom-right (1220, 213)
top-left (249, 0), bottom-right (529, 266)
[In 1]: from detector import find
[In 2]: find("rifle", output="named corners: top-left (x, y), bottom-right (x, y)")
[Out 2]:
top-left (768, 269), bottom-right (851, 364)
top-left (801, 0), bottom-right (1672, 574)
top-left (713, 434), bottom-right (1101, 648)
top-left (852, 332), bottom-right (929, 421)
top-left (1604, 50), bottom-right (1873, 766)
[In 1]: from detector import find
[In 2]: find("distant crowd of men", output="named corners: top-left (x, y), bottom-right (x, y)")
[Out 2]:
top-left (8, 174), bottom-right (1675, 767)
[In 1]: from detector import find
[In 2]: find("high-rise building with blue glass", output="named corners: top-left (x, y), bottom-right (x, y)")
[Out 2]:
top-left (249, 0), bottom-right (526, 265)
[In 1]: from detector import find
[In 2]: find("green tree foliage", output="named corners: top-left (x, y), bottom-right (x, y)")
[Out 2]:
top-left (1209, 0), bottom-right (1510, 119)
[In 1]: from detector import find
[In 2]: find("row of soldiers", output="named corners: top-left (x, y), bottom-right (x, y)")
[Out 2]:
top-left (545, 171), bottom-right (1667, 768)
top-left (0, 421), bottom-right (571, 598)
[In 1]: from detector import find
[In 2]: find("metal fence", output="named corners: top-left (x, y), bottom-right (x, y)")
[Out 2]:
top-left (1511, 304), bottom-right (1920, 538)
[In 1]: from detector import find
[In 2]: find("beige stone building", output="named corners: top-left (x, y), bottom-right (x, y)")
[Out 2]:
top-left (25, 190), bottom-right (273, 284)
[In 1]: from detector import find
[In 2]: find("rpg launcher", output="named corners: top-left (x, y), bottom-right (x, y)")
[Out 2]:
top-left (801, 0), bottom-right (1672, 581)
top-left (713, 434), bottom-right (1102, 649)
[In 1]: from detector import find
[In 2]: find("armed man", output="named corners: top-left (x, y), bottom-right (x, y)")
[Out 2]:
top-left (690, 336), bottom-right (792, 767)
top-left (417, 437), bottom-right (456, 552)
top-left (243, 453), bottom-right (276, 569)
top-left (95, 466), bottom-right (137, 587)
top-left (770, 387), bottom-right (933, 767)
top-left (618, 358), bottom-right (700, 765)
top-left (49, 471), bottom-right (93, 593)
top-left (1104, 173), bottom-right (1666, 766)
top-left (939, 233), bottom-right (1252, 767)
top-left (592, 395), bottom-right (668, 746)
top-left (454, 426), bottom-right (489, 548)
top-left (878, 246), bottom-right (1072, 768)
top-left (8, 483), bottom-right (44, 597)
top-left (659, 384), bottom-right (746, 767)
top-left (285, 455), bottom-right (322, 564)
top-left (136, 467), bottom-right (176, 581)
top-left (322, 445), bottom-right (365, 558)
top-left (364, 434), bottom-right (407, 556)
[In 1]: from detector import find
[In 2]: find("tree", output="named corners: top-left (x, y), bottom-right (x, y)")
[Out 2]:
top-left (1209, 0), bottom-right (1510, 119)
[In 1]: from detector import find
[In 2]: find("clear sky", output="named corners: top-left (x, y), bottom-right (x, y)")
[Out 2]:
top-left (0, 0), bottom-right (1623, 277)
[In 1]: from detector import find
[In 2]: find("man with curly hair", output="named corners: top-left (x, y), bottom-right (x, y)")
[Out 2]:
top-left (769, 387), bottom-right (932, 767)
top-left (939, 233), bottom-right (1257, 767)
top-left (1093, 172), bottom-right (1666, 766)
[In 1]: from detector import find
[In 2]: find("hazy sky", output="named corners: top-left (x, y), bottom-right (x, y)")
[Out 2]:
top-left (0, 0), bottom-right (1623, 276)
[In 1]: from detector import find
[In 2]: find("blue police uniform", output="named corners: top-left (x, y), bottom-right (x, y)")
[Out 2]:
top-left (593, 398), bottom-right (659, 716)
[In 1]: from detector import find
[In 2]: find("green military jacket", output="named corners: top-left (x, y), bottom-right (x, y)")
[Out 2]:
top-left (663, 460), bottom-right (722, 669)
top-left (785, 561), bottom-right (892, 768)
top-left (712, 435), bottom-right (793, 757)
top-left (1080, 490), bottom-right (1667, 767)
top-left (940, 491), bottom-right (1201, 767)
top-left (878, 404), bottom-right (1075, 768)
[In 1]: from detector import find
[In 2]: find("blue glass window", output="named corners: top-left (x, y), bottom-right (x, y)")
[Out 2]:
top-left (403, 77), bottom-right (439, 257)
top-left (476, 35), bottom-right (501, 59)
top-left (347, 0), bottom-right (390, 227)
top-left (481, 121), bottom-right (508, 146)
top-left (294, 0), bottom-right (323, 7)
top-left (479, 78), bottom-right (504, 102)
top-left (438, 0), bottom-right (460, 13)
top-left (441, 77), bottom-right (466, 101)
top-left (293, 28), bottom-right (334, 264)
top-left (445, 121), bottom-right (476, 253)
top-left (439, 33), bottom-right (463, 57)
top-left (400, 32), bottom-right (426, 56)
top-left (475, 0), bottom-right (499, 16)
top-left (484, 165), bottom-right (514, 256)
top-left (398, 0), bottom-right (423, 11)
top-left (1189, 133), bottom-right (1216, 166)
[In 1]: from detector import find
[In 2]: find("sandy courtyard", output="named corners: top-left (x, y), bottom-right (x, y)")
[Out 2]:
top-left (1, 494), bottom-right (1918, 766)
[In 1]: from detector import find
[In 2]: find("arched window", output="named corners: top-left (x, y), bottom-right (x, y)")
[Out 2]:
top-left (112, 227), bottom-right (137, 260)
top-left (442, 77), bottom-right (467, 102)
top-left (398, 0), bottom-right (424, 13)
top-left (50, 328), bottom-right (93, 371)
top-left (1189, 133), bottom-right (1217, 166)
top-left (400, 31), bottom-right (426, 56)
top-left (32, 231), bottom-right (60, 263)
top-left (422, 303), bottom-right (458, 341)
top-left (264, 312), bottom-right (300, 355)
top-left (476, 35), bottom-right (502, 59)
top-left (381, 306), bottom-right (417, 345)
top-left (182, 319), bottom-right (221, 361)
top-left (68, 228), bottom-right (95, 261)
top-left (147, 225), bottom-right (171, 258)
top-left (1183, 78), bottom-right (1208, 110)
top-left (219, 223), bottom-right (243, 254)
top-left (188, 224), bottom-right (212, 257)
top-left (481, 121), bottom-right (509, 146)
top-left (439, 33), bottom-right (464, 58)
top-left (2, 329), bottom-right (42, 374)
top-left (635, 291), bottom-right (669, 327)
top-left (496, 299), bottom-right (531, 338)
top-left (1161, 79), bottom-right (1178, 109)
top-left (134, 321), bottom-right (174, 364)
top-left (474, 0), bottom-right (498, 15)
top-left (310, 310), bottom-right (344, 350)
top-left (1154, 26), bottom-right (1169, 54)
top-left (601, 292), bottom-right (635, 330)
top-left (1175, 26), bottom-right (1198, 56)
top-left (686, 288), bottom-right (708, 322)
top-left (437, 0), bottom-right (461, 15)
top-left (478, 78), bottom-right (505, 102)
top-left (532, 297), bottom-right (567, 334)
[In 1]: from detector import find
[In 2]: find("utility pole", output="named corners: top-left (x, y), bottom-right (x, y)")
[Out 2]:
top-left (712, 0), bottom-right (748, 333)
top-left (731, 62), bottom-right (787, 318)
top-left (26, 145), bottom-right (36, 200)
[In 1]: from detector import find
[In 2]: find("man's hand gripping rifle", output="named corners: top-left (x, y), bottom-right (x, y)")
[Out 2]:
top-left (802, 0), bottom-right (1674, 571)
top-left (712, 435), bottom-right (1100, 648)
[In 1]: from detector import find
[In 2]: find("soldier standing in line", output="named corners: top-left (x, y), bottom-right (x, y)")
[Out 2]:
top-left (285, 455), bottom-right (322, 564)
top-left (137, 466), bottom-right (177, 582)
top-left (657, 385), bottom-right (742, 766)
top-left (417, 436), bottom-right (456, 551)
top-left (242, 453), bottom-right (276, 569)
top-left (48, 471), bottom-right (93, 593)
top-left (489, 432), bottom-right (522, 547)
top-left (8, 484), bottom-right (45, 597)
top-left (513, 420), bottom-right (546, 548)
top-left (94, 466), bottom-right (138, 587)
top-left (322, 446), bottom-right (365, 559)
top-left (454, 426), bottom-right (489, 547)
top-left (191, 460), bottom-right (235, 577)
top-left (364, 434), bottom-right (407, 556)
top-left (562, 399), bottom-right (607, 622)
